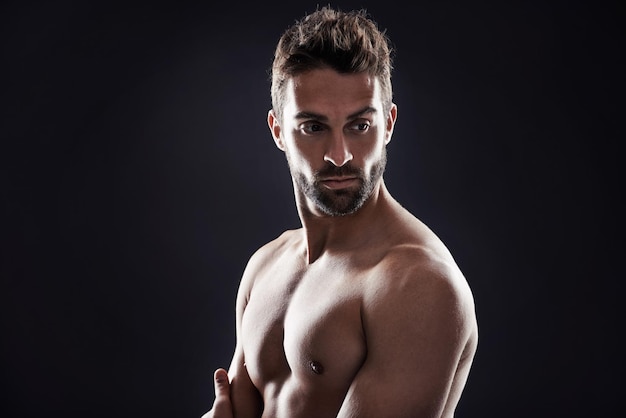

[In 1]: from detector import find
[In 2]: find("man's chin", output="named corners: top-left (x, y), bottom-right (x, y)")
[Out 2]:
top-left (316, 191), bottom-right (366, 216)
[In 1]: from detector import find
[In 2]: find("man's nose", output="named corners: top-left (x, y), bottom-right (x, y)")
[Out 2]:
top-left (324, 133), bottom-right (353, 167)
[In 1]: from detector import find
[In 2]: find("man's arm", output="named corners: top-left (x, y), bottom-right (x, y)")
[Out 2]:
top-left (203, 252), bottom-right (266, 418)
top-left (337, 257), bottom-right (478, 418)
top-left (226, 343), bottom-right (262, 417)
top-left (227, 252), bottom-right (265, 417)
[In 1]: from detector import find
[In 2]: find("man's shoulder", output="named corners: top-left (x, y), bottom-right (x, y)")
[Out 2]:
top-left (241, 228), bottom-right (302, 277)
top-left (361, 241), bottom-right (477, 353)
top-left (251, 228), bottom-right (301, 261)
top-left (364, 239), bottom-right (476, 323)
top-left (371, 240), bottom-right (462, 286)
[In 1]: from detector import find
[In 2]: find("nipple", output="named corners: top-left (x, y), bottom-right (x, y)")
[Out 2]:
top-left (309, 360), bottom-right (324, 375)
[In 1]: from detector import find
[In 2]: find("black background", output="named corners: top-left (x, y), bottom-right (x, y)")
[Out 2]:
top-left (2, 0), bottom-right (622, 417)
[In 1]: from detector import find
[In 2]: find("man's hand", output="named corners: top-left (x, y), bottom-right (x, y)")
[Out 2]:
top-left (201, 368), bottom-right (233, 418)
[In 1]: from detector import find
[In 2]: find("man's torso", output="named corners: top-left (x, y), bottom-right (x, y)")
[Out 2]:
top-left (238, 209), bottom-right (474, 418)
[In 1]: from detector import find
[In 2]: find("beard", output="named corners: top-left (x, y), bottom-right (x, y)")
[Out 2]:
top-left (289, 149), bottom-right (387, 217)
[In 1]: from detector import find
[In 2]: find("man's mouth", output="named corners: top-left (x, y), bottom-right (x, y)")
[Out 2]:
top-left (319, 176), bottom-right (359, 190)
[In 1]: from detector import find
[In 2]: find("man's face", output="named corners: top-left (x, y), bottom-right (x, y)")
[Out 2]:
top-left (268, 68), bottom-right (397, 216)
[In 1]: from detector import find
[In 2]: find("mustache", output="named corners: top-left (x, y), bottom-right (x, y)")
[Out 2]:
top-left (314, 163), bottom-right (363, 179)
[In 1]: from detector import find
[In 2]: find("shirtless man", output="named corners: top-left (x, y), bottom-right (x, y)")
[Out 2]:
top-left (203, 7), bottom-right (478, 418)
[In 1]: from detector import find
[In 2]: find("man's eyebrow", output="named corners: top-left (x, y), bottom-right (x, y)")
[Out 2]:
top-left (294, 111), bottom-right (328, 121)
top-left (294, 106), bottom-right (377, 121)
top-left (347, 106), bottom-right (377, 120)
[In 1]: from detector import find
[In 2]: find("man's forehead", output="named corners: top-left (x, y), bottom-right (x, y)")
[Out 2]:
top-left (284, 69), bottom-right (383, 118)
top-left (289, 70), bottom-right (378, 95)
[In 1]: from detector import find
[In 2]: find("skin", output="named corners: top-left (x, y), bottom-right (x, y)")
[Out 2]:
top-left (203, 68), bottom-right (478, 418)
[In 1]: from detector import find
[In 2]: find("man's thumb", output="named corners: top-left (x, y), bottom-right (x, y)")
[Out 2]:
top-left (214, 368), bottom-right (230, 398)
top-left (201, 368), bottom-right (232, 418)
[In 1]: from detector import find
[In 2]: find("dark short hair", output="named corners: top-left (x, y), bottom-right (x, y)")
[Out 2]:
top-left (270, 6), bottom-right (394, 121)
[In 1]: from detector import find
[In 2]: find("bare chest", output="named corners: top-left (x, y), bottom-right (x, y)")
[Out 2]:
top-left (241, 260), bottom-right (366, 396)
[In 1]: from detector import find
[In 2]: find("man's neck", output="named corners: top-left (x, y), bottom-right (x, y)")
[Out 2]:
top-left (295, 180), bottom-right (394, 264)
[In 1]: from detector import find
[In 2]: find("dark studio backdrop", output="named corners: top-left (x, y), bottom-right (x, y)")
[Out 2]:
top-left (1, 0), bottom-right (622, 417)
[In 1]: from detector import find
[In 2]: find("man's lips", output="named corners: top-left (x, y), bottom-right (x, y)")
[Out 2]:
top-left (319, 176), bottom-right (359, 190)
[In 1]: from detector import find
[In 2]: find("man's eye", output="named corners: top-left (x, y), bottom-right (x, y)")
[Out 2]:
top-left (301, 123), bottom-right (324, 134)
top-left (350, 122), bottom-right (370, 132)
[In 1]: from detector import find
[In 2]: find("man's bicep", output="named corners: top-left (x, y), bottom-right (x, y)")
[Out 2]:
top-left (336, 354), bottom-right (454, 418)
top-left (337, 269), bottom-right (475, 418)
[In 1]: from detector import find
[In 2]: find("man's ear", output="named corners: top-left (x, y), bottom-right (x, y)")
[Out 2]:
top-left (268, 109), bottom-right (285, 151)
top-left (384, 103), bottom-right (398, 145)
